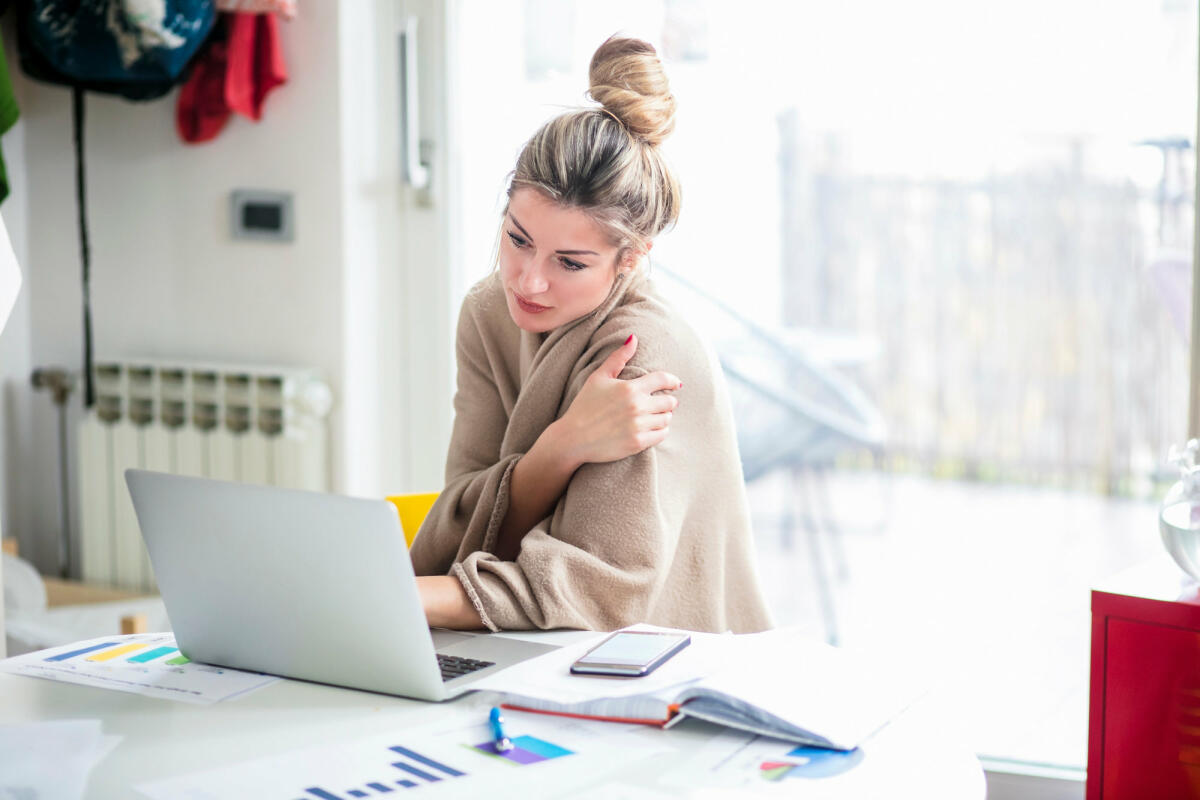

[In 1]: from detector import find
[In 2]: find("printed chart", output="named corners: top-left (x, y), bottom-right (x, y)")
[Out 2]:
top-left (298, 745), bottom-right (472, 798)
top-left (137, 705), bottom-right (664, 800)
top-left (758, 745), bottom-right (864, 781)
top-left (660, 718), bottom-right (982, 798)
top-left (472, 734), bottom-right (574, 764)
top-left (661, 730), bottom-right (874, 794)
top-left (0, 633), bottom-right (279, 704)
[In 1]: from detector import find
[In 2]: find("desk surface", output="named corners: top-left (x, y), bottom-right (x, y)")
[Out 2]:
top-left (3, 630), bottom-right (985, 799)
top-left (1093, 552), bottom-right (1200, 604)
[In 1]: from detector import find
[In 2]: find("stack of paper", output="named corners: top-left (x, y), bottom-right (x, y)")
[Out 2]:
top-left (0, 719), bottom-right (119, 800)
top-left (134, 701), bottom-right (672, 800)
top-left (473, 626), bottom-right (925, 749)
top-left (0, 632), bottom-right (279, 704)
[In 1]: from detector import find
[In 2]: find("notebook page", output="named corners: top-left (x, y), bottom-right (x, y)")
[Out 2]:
top-left (683, 629), bottom-right (925, 749)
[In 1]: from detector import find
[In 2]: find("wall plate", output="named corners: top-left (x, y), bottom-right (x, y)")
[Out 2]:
top-left (231, 190), bottom-right (294, 242)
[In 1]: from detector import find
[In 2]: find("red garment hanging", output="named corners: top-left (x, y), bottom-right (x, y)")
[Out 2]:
top-left (226, 12), bottom-right (287, 121)
top-left (176, 13), bottom-right (287, 144)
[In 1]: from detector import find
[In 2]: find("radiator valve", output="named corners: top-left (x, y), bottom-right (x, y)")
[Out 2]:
top-left (31, 367), bottom-right (76, 406)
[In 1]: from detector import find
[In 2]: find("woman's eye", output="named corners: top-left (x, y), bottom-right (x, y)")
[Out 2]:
top-left (560, 258), bottom-right (586, 271)
top-left (506, 231), bottom-right (528, 248)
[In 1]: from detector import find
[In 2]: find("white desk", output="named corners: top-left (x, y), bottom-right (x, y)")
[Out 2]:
top-left (2, 631), bottom-right (985, 799)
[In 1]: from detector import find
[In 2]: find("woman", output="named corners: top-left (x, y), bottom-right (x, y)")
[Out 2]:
top-left (410, 36), bottom-right (772, 634)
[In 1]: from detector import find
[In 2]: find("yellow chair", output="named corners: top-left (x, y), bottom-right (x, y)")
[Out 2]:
top-left (385, 492), bottom-right (439, 547)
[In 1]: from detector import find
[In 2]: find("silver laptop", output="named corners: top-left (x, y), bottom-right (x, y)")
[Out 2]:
top-left (125, 469), bottom-right (558, 701)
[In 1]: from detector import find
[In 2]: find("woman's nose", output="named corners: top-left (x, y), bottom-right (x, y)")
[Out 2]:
top-left (518, 259), bottom-right (550, 296)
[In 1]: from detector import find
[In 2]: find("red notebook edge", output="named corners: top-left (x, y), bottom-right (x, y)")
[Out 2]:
top-left (501, 702), bottom-right (683, 729)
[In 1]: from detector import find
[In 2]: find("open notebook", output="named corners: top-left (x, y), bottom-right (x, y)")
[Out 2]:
top-left (472, 627), bottom-right (924, 751)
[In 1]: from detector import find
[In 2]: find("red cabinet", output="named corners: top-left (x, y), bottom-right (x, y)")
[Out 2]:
top-left (1090, 558), bottom-right (1200, 799)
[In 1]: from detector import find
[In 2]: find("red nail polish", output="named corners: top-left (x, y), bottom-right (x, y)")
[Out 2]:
top-left (624, 334), bottom-right (634, 346)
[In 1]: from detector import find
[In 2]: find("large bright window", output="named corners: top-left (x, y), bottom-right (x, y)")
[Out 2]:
top-left (450, 0), bottom-right (1197, 771)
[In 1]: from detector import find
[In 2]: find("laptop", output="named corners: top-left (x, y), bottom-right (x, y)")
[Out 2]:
top-left (124, 469), bottom-right (559, 701)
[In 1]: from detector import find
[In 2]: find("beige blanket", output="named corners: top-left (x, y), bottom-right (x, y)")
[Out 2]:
top-left (410, 270), bottom-right (773, 633)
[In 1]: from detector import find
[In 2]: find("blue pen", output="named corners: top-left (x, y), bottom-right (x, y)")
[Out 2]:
top-left (489, 706), bottom-right (513, 753)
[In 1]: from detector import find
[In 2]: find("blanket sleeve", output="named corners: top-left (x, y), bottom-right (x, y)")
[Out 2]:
top-left (408, 298), bottom-right (522, 576)
top-left (451, 314), bottom-right (692, 631)
top-left (415, 287), bottom-right (702, 632)
top-left (452, 434), bottom-right (685, 631)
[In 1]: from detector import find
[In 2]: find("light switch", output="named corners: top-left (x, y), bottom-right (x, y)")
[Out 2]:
top-left (231, 190), bottom-right (294, 242)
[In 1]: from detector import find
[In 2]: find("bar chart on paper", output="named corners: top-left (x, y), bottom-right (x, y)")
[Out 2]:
top-left (135, 708), bottom-right (645, 800)
top-left (140, 736), bottom-right (524, 799)
top-left (296, 745), bottom-right (470, 798)
top-left (0, 633), bottom-right (278, 703)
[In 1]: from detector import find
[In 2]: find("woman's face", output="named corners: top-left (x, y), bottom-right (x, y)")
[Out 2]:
top-left (499, 188), bottom-right (628, 333)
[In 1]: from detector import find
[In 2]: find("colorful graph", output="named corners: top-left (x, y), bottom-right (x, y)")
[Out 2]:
top-left (44, 641), bottom-right (184, 666)
top-left (130, 646), bottom-right (179, 663)
top-left (44, 642), bottom-right (120, 662)
top-left (471, 734), bottom-right (574, 765)
top-left (758, 746), bottom-right (864, 781)
top-left (7, 634), bottom-right (279, 706)
top-left (88, 643), bottom-right (148, 662)
top-left (296, 745), bottom-right (468, 798)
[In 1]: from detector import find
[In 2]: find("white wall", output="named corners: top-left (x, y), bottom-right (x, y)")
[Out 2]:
top-left (0, 3), bottom-right (440, 575)
top-left (1, 20), bottom-right (36, 567)
top-left (337, 0), bottom-right (455, 498)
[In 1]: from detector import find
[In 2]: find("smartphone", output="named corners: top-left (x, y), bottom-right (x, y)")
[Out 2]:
top-left (569, 631), bottom-right (692, 677)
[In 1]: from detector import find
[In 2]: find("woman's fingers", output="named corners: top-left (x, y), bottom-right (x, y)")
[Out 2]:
top-left (631, 370), bottom-right (682, 394)
top-left (632, 410), bottom-right (672, 436)
top-left (566, 342), bottom-right (682, 461)
top-left (644, 394), bottom-right (678, 415)
top-left (636, 427), bottom-right (671, 450)
top-left (601, 334), bottom-right (639, 379)
top-left (644, 411), bottom-right (672, 431)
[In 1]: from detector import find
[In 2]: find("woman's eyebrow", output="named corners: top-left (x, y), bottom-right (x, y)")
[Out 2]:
top-left (508, 213), bottom-right (599, 256)
top-left (509, 214), bottom-right (535, 242)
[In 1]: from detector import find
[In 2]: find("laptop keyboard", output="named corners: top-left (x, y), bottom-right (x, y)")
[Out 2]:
top-left (437, 653), bottom-right (495, 681)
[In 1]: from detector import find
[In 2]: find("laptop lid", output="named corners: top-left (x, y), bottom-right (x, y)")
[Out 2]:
top-left (125, 469), bottom-right (449, 701)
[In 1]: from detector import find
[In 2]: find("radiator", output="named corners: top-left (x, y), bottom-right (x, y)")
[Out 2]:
top-left (78, 359), bottom-right (332, 592)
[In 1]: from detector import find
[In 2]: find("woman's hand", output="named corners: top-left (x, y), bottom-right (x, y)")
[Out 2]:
top-left (492, 334), bottom-right (679, 561)
top-left (555, 334), bottom-right (681, 468)
top-left (417, 575), bottom-right (484, 629)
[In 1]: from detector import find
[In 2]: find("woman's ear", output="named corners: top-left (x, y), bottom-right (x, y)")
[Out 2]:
top-left (619, 244), bottom-right (651, 274)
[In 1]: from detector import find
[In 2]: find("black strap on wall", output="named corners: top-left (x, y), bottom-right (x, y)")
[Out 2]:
top-left (72, 86), bottom-right (94, 409)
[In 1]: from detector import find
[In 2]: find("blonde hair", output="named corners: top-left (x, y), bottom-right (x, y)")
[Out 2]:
top-left (506, 36), bottom-right (682, 263)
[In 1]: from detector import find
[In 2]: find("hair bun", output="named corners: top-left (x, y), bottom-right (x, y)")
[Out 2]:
top-left (588, 36), bottom-right (676, 147)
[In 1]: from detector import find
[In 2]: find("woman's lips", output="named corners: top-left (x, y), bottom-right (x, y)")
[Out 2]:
top-left (514, 292), bottom-right (550, 314)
